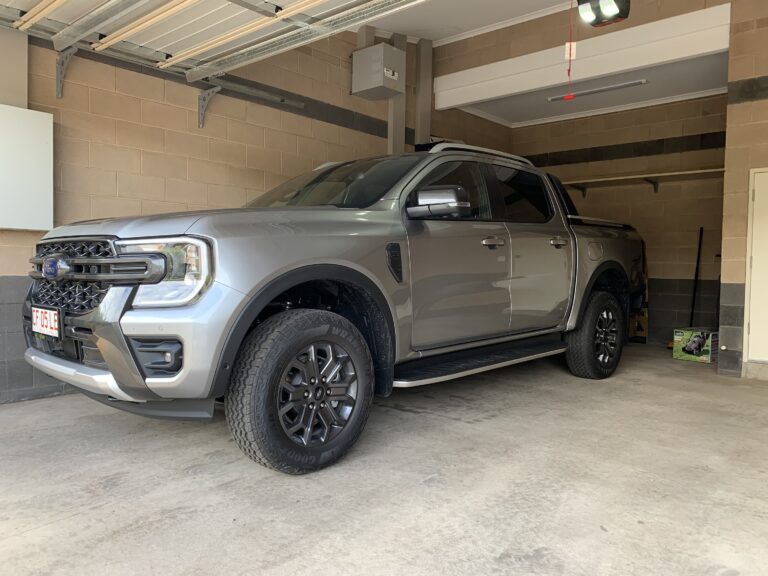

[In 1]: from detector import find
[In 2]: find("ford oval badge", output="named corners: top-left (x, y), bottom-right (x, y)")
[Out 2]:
top-left (41, 255), bottom-right (70, 280)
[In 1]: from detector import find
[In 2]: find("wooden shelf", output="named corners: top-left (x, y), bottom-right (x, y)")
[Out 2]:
top-left (563, 168), bottom-right (725, 196)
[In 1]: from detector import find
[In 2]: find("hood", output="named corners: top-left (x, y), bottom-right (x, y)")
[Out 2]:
top-left (44, 210), bottom-right (226, 240)
top-left (45, 204), bottom-right (390, 242)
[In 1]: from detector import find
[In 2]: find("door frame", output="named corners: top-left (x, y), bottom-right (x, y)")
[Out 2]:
top-left (743, 167), bottom-right (768, 365)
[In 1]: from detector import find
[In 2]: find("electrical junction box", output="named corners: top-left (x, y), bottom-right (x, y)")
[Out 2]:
top-left (351, 43), bottom-right (406, 100)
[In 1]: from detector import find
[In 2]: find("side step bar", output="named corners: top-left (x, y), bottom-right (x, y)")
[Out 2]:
top-left (393, 335), bottom-right (567, 388)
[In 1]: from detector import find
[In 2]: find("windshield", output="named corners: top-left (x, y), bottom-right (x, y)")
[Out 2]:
top-left (245, 155), bottom-right (423, 209)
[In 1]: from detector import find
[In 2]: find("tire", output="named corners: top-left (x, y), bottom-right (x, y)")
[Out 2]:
top-left (565, 290), bottom-right (625, 379)
top-left (225, 309), bottom-right (375, 474)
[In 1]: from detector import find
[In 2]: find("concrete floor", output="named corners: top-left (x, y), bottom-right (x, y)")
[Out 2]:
top-left (1, 345), bottom-right (767, 576)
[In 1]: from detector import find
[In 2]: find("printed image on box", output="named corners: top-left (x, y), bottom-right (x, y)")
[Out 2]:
top-left (672, 328), bottom-right (719, 364)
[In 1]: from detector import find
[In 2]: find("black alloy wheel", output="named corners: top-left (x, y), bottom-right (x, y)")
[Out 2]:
top-left (594, 308), bottom-right (619, 366)
top-left (565, 290), bottom-right (625, 379)
top-left (278, 341), bottom-right (358, 447)
top-left (226, 309), bottom-right (374, 474)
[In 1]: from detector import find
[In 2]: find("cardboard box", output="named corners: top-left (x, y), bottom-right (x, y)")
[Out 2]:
top-left (629, 308), bottom-right (648, 342)
top-left (672, 328), bottom-right (719, 364)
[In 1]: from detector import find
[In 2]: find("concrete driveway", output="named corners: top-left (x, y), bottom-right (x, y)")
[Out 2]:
top-left (1, 345), bottom-right (767, 576)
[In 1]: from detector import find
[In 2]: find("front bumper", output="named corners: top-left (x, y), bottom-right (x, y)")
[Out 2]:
top-left (24, 280), bottom-right (244, 404)
top-left (25, 347), bottom-right (135, 401)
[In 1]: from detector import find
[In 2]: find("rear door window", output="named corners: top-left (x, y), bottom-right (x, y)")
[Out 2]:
top-left (484, 164), bottom-right (553, 223)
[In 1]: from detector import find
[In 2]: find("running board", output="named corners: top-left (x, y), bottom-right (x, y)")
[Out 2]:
top-left (393, 336), bottom-right (567, 388)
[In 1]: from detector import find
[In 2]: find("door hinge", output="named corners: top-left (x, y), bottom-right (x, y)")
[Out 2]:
top-left (753, 188), bottom-right (756, 202)
top-left (748, 322), bottom-right (751, 335)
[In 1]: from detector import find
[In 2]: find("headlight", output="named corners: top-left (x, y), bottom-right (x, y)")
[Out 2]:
top-left (115, 237), bottom-right (211, 308)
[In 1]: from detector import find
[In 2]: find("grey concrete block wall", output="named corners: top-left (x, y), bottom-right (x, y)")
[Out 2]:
top-left (718, 283), bottom-right (745, 377)
top-left (0, 275), bottom-right (71, 404)
top-left (647, 279), bottom-right (720, 344)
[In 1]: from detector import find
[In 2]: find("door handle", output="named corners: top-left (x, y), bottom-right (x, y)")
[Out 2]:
top-left (550, 237), bottom-right (567, 248)
top-left (482, 236), bottom-right (505, 249)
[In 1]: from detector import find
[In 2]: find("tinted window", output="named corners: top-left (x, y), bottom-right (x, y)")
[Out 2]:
top-left (486, 165), bottom-right (552, 223)
top-left (245, 155), bottom-right (422, 209)
top-left (414, 161), bottom-right (491, 220)
top-left (548, 173), bottom-right (579, 216)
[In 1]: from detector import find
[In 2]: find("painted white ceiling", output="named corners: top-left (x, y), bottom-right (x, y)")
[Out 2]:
top-left (466, 52), bottom-right (729, 128)
top-left (370, 0), bottom-right (568, 45)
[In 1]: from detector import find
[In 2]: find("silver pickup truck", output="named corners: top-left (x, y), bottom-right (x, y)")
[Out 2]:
top-left (23, 143), bottom-right (645, 474)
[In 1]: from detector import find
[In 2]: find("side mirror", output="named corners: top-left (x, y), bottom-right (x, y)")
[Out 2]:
top-left (406, 185), bottom-right (471, 219)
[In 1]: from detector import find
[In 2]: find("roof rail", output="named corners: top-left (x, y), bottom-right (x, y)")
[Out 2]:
top-left (428, 143), bottom-right (534, 167)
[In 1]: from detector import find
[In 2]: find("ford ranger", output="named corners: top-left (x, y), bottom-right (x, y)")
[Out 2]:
top-left (23, 143), bottom-right (645, 474)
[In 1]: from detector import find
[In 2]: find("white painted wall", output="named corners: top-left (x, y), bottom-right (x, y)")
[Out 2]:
top-left (0, 27), bottom-right (28, 108)
top-left (0, 104), bottom-right (54, 231)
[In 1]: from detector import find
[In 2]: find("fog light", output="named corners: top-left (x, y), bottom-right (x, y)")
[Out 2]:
top-left (129, 338), bottom-right (183, 378)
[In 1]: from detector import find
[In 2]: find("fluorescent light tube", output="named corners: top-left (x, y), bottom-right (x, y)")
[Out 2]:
top-left (548, 79), bottom-right (648, 102)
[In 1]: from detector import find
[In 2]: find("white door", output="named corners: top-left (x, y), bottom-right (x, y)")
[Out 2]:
top-left (748, 172), bottom-right (768, 361)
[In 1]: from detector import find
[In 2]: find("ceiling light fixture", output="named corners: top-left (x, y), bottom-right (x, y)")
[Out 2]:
top-left (577, 0), bottom-right (630, 27)
top-left (600, 0), bottom-right (621, 17)
top-left (92, 0), bottom-right (200, 52)
top-left (12, 0), bottom-right (69, 31)
top-left (577, 2), bottom-right (596, 23)
top-left (548, 78), bottom-right (648, 102)
top-left (158, 0), bottom-right (329, 69)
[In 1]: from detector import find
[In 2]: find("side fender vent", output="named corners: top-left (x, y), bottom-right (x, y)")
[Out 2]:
top-left (386, 243), bottom-right (403, 283)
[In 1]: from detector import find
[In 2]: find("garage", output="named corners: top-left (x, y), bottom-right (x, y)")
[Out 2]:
top-left (1, 0), bottom-right (767, 573)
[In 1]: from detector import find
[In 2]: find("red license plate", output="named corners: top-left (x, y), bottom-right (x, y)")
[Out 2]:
top-left (31, 307), bottom-right (61, 339)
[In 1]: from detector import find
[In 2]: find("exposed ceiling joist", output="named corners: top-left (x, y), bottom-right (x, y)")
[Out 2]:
top-left (13, 0), bottom-right (68, 31)
top-left (51, 0), bottom-right (155, 51)
top-left (227, 0), bottom-right (280, 18)
top-left (158, 0), bottom-right (329, 69)
top-left (92, 0), bottom-right (201, 52)
top-left (186, 0), bottom-right (427, 81)
top-left (228, 0), bottom-right (327, 32)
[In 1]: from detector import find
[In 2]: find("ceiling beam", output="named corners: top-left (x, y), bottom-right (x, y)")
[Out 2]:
top-left (13, 0), bottom-right (68, 31)
top-left (186, 0), bottom-right (428, 82)
top-left (92, 0), bottom-right (200, 52)
top-left (158, 0), bottom-right (329, 69)
top-left (51, 0), bottom-right (155, 51)
top-left (226, 0), bottom-right (280, 18)
top-left (228, 0), bottom-right (325, 30)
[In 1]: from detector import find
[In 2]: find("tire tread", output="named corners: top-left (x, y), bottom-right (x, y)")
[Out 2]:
top-left (565, 291), bottom-right (624, 380)
top-left (225, 309), bottom-right (373, 474)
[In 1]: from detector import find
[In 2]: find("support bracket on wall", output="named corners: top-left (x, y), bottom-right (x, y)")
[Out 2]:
top-left (56, 47), bottom-right (77, 99)
top-left (573, 184), bottom-right (588, 198)
top-left (198, 85), bottom-right (222, 128)
top-left (644, 178), bottom-right (660, 193)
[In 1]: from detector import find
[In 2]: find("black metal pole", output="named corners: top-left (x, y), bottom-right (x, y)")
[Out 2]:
top-left (689, 226), bottom-right (704, 327)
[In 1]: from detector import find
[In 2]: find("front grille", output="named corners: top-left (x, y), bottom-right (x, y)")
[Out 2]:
top-left (30, 238), bottom-right (117, 315)
top-left (29, 237), bottom-right (165, 315)
top-left (33, 279), bottom-right (111, 314)
top-left (36, 239), bottom-right (114, 259)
